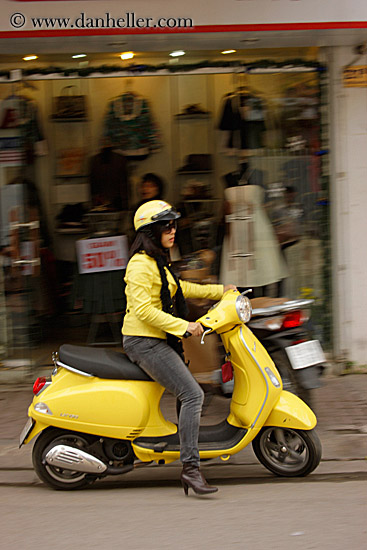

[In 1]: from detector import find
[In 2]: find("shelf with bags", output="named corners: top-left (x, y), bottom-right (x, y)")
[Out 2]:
top-left (176, 170), bottom-right (213, 175)
top-left (50, 117), bottom-right (89, 123)
top-left (48, 79), bottom-right (91, 192)
top-left (54, 174), bottom-right (88, 181)
top-left (174, 114), bottom-right (212, 121)
top-left (183, 199), bottom-right (219, 203)
top-left (53, 141), bottom-right (89, 181)
top-left (174, 103), bottom-right (211, 120)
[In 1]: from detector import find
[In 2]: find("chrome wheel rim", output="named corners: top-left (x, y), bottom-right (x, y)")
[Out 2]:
top-left (259, 427), bottom-right (310, 474)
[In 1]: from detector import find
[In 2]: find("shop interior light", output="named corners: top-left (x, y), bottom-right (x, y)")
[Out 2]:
top-left (120, 52), bottom-right (134, 60)
top-left (221, 50), bottom-right (237, 55)
top-left (170, 50), bottom-right (185, 57)
top-left (72, 54), bottom-right (87, 59)
top-left (23, 55), bottom-right (38, 61)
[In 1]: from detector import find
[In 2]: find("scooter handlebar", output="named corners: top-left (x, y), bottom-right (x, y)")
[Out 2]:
top-left (183, 323), bottom-right (205, 338)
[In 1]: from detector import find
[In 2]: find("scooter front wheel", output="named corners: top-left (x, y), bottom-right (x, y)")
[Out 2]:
top-left (252, 427), bottom-right (322, 477)
top-left (33, 428), bottom-right (98, 490)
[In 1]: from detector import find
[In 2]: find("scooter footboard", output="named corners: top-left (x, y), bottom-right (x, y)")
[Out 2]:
top-left (263, 390), bottom-right (317, 430)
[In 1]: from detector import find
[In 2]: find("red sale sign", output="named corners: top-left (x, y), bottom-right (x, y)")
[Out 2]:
top-left (76, 235), bottom-right (128, 274)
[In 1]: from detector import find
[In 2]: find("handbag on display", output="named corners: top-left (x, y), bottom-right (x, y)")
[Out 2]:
top-left (52, 86), bottom-right (87, 119)
top-left (56, 148), bottom-right (85, 176)
top-left (178, 154), bottom-right (212, 173)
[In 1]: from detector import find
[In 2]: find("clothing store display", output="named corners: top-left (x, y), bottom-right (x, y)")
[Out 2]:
top-left (218, 90), bottom-right (266, 153)
top-left (282, 157), bottom-right (320, 227)
top-left (56, 147), bottom-right (85, 177)
top-left (89, 148), bottom-right (129, 211)
top-left (223, 163), bottom-right (265, 190)
top-left (178, 154), bottom-right (212, 173)
top-left (76, 270), bottom-right (126, 315)
top-left (220, 184), bottom-right (288, 288)
top-left (280, 89), bottom-right (319, 149)
top-left (103, 92), bottom-right (160, 158)
top-left (175, 104), bottom-right (211, 118)
top-left (0, 136), bottom-right (24, 166)
top-left (52, 85), bottom-right (87, 119)
top-left (0, 94), bottom-right (47, 164)
top-left (56, 203), bottom-right (88, 231)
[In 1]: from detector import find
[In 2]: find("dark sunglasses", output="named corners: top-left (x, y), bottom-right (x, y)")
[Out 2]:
top-left (160, 220), bottom-right (177, 234)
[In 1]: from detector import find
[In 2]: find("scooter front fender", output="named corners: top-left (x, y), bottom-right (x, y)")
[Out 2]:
top-left (263, 390), bottom-right (316, 430)
top-left (23, 419), bottom-right (48, 445)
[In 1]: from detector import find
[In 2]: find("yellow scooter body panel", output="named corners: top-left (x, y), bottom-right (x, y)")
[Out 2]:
top-left (27, 367), bottom-right (176, 442)
top-left (220, 325), bottom-right (283, 429)
top-left (263, 390), bottom-right (317, 430)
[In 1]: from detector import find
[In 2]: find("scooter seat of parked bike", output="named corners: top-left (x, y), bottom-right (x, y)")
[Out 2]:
top-left (58, 344), bottom-right (153, 381)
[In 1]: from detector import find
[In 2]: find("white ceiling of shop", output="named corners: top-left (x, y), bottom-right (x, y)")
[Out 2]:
top-left (0, 28), bottom-right (366, 62)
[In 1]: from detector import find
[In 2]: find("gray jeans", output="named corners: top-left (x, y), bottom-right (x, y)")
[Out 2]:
top-left (123, 335), bottom-right (204, 467)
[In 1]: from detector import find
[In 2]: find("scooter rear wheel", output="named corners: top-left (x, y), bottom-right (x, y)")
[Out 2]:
top-left (252, 427), bottom-right (322, 477)
top-left (33, 428), bottom-right (98, 490)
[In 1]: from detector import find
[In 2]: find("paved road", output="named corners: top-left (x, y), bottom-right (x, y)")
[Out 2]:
top-left (0, 373), bottom-right (366, 549)
top-left (1, 472), bottom-right (366, 550)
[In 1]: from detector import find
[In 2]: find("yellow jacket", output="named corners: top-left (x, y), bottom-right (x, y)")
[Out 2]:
top-left (122, 252), bottom-right (224, 339)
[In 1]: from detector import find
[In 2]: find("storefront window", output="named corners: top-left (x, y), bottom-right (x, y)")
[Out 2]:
top-left (0, 63), bottom-right (330, 364)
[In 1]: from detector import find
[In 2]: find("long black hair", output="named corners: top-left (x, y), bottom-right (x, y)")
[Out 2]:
top-left (129, 223), bottom-right (168, 260)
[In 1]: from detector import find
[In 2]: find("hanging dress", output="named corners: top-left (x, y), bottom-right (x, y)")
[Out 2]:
top-left (220, 184), bottom-right (288, 288)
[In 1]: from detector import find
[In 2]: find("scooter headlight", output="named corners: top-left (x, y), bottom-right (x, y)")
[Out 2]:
top-left (235, 295), bottom-right (252, 323)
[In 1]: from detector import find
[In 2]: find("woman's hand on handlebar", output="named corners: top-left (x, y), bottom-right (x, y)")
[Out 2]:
top-left (186, 322), bottom-right (204, 337)
top-left (224, 284), bottom-right (237, 292)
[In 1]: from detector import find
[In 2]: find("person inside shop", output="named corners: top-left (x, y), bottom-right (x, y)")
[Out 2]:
top-left (89, 145), bottom-right (129, 211)
top-left (122, 199), bottom-right (236, 496)
top-left (134, 173), bottom-right (165, 209)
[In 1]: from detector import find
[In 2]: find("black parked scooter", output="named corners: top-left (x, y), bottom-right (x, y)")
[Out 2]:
top-left (249, 297), bottom-right (325, 407)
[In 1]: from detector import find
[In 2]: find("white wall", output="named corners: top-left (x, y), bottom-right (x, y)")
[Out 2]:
top-left (3, 0), bottom-right (367, 31)
top-left (328, 46), bottom-right (367, 364)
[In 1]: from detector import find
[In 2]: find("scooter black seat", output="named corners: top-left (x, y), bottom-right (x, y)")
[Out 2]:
top-left (58, 344), bottom-right (153, 381)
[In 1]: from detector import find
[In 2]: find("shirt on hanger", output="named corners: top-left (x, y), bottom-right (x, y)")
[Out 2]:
top-left (103, 92), bottom-right (161, 158)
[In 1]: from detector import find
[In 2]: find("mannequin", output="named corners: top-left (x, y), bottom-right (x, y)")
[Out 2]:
top-left (220, 167), bottom-right (288, 293)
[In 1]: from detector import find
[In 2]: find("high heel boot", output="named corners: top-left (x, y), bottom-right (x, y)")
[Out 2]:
top-left (181, 463), bottom-right (218, 496)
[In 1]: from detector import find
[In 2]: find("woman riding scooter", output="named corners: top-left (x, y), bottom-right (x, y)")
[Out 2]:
top-left (122, 200), bottom-right (236, 496)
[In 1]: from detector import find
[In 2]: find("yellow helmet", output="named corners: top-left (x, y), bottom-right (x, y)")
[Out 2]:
top-left (134, 200), bottom-right (181, 232)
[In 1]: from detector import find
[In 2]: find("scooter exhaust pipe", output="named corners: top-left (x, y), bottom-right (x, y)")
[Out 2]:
top-left (45, 445), bottom-right (135, 476)
top-left (45, 445), bottom-right (107, 474)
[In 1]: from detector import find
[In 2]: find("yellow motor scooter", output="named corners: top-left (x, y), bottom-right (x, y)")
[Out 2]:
top-left (20, 290), bottom-right (322, 490)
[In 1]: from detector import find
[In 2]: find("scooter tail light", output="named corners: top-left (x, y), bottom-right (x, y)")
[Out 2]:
top-left (33, 377), bottom-right (46, 395)
top-left (281, 310), bottom-right (309, 329)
